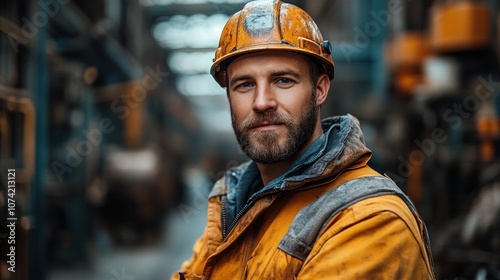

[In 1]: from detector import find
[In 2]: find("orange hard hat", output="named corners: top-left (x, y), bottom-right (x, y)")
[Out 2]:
top-left (211, 0), bottom-right (335, 87)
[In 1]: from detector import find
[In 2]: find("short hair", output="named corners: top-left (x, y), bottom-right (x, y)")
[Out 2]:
top-left (304, 55), bottom-right (321, 89)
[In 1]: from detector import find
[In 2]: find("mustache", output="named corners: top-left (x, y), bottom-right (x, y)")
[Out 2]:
top-left (239, 112), bottom-right (294, 130)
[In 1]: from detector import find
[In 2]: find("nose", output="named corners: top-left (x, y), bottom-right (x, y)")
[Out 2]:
top-left (252, 84), bottom-right (277, 112)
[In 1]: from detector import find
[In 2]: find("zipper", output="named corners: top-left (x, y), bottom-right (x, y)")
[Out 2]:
top-left (221, 195), bottom-right (228, 238)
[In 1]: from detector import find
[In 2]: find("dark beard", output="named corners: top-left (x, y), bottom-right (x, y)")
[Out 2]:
top-left (231, 90), bottom-right (318, 164)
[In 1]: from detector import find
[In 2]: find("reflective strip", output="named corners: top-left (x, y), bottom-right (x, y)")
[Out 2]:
top-left (278, 176), bottom-right (424, 261)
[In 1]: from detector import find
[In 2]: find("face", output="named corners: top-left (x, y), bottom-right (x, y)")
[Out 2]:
top-left (226, 51), bottom-right (327, 164)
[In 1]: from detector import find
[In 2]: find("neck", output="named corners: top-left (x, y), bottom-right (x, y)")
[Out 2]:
top-left (257, 122), bottom-right (324, 186)
top-left (256, 157), bottom-right (298, 186)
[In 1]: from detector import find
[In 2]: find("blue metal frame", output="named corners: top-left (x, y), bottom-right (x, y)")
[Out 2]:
top-left (28, 1), bottom-right (48, 279)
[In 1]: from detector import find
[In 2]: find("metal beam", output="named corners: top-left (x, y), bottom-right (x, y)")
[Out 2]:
top-left (27, 0), bottom-right (48, 277)
top-left (50, 1), bottom-right (143, 85)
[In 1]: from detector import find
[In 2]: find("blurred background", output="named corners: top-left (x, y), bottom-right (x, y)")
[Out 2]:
top-left (0, 0), bottom-right (499, 279)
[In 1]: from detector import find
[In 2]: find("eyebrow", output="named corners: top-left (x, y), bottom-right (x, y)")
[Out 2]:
top-left (270, 70), bottom-right (302, 79)
top-left (229, 69), bottom-right (302, 86)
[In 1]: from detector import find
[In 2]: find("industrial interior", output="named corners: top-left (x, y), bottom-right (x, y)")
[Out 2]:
top-left (0, 0), bottom-right (499, 279)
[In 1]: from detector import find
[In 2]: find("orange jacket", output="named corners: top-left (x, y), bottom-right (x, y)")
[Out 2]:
top-left (172, 116), bottom-right (435, 279)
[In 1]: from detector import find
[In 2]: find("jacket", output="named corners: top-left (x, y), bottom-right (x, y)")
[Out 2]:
top-left (172, 115), bottom-right (436, 279)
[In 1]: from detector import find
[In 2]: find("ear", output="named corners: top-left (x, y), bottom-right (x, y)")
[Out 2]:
top-left (315, 73), bottom-right (330, 106)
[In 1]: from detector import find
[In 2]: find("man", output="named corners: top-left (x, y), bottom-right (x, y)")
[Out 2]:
top-left (173, 0), bottom-right (436, 279)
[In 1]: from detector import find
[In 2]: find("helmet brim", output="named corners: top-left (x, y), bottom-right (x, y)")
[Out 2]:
top-left (211, 43), bottom-right (334, 88)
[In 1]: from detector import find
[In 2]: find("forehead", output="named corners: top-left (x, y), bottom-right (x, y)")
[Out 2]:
top-left (227, 51), bottom-right (310, 77)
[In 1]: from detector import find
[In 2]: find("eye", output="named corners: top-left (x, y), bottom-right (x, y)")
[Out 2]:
top-left (238, 81), bottom-right (253, 88)
top-left (233, 81), bottom-right (254, 92)
top-left (276, 77), bottom-right (295, 88)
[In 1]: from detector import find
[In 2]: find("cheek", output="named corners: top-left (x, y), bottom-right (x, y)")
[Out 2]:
top-left (279, 89), bottom-right (312, 112)
top-left (229, 96), bottom-right (252, 116)
top-left (229, 98), bottom-right (247, 123)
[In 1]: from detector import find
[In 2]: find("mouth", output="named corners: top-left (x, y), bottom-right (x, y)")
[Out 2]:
top-left (249, 122), bottom-right (284, 132)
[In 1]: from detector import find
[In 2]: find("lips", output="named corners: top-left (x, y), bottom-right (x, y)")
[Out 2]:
top-left (250, 122), bottom-right (284, 131)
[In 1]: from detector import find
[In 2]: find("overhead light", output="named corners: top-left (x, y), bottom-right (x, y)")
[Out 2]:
top-left (153, 14), bottom-right (229, 49)
top-left (176, 74), bottom-right (225, 96)
top-left (168, 51), bottom-right (214, 74)
top-left (141, 0), bottom-right (249, 7)
top-left (141, 0), bottom-right (203, 6)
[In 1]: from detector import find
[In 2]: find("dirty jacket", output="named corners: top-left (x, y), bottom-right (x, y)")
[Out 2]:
top-left (173, 115), bottom-right (436, 279)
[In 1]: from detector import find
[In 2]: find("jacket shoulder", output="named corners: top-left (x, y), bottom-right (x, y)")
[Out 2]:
top-left (278, 175), bottom-right (411, 261)
top-left (300, 196), bottom-right (435, 279)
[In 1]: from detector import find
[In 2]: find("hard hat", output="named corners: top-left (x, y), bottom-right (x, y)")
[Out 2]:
top-left (211, 0), bottom-right (334, 88)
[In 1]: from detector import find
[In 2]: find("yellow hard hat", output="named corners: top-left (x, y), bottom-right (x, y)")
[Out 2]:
top-left (211, 0), bottom-right (335, 87)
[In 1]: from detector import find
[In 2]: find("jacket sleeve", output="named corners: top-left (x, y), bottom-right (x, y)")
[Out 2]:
top-left (297, 196), bottom-right (435, 279)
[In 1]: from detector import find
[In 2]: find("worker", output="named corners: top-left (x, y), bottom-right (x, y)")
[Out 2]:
top-left (172, 0), bottom-right (436, 279)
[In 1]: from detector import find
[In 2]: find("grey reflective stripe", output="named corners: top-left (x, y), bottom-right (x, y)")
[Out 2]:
top-left (278, 176), bottom-right (428, 262)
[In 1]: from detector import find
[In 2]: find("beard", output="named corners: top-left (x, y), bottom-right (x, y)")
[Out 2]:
top-left (231, 90), bottom-right (318, 164)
